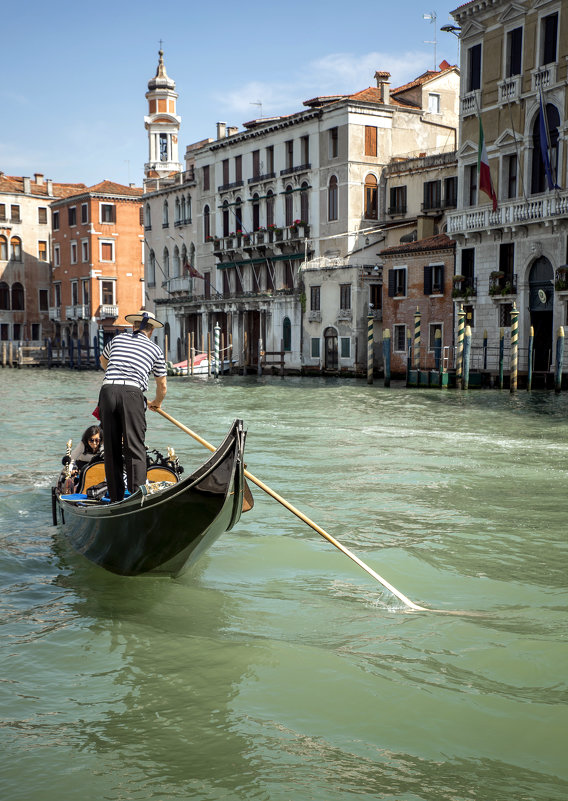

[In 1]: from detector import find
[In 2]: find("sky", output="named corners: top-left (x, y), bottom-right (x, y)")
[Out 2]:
top-left (2, 0), bottom-right (462, 189)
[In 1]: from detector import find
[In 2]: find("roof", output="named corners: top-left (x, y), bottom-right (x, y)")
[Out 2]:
top-left (390, 61), bottom-right (456, 97)
top-left (380, 233), bottom-right (455, 256)
top-left (0, 173), bottom-right (87, 199)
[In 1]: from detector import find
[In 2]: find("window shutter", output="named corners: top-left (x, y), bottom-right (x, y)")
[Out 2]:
top-left (439, 265), bottom-right (445, 291)
top-left (388, 269), bottom-right (396, 297)
top-left (424, 265), bottom-right (432, 295)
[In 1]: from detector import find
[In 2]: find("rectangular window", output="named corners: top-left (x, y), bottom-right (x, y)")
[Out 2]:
top-left (101, 280), bottom-right (114, 305)
top-left (100, 241), bottom-right (114, 261)
top-left (32, 323), bottom-right (40, 340)
top-left (444, 176), bottom-right (457, 208)
top-left (389, 185), bottom-right (407, 214)
top-left (499, 303), bottom-right (513, 327)
top-left (71, 281), bottom-right (79, 305)
top-left (370, 283), bottom-right (382, 311)
top-left (506, 26), bottom-right (523, 76)
top-left (301, 135), bottom-right (309, 165)
top-left (39, 289), bottom-right (49, 311)
top-left (428, 93), bottom-right (441, 113)
top-left (54, 244), bottom-right (60, 267)
top-left (340, 283), bottom-right (351, 309)
top-left (541, 13), bottom-right (558, 65)
top-left (423, 180), bottom-right (441, 211)
top-left (252, 150), bottom-right (260, 178)
top-left (467, 164), bottom-right (477, 207)
top-left (266, 146), bottom-right (274, 174)
top-left (340, 337), bottom-right (351, 358)
top-left (310, 285), bottom-right (320, 311)
top-left (285, 140), bottom-right (294, 170)
top-left (11, 205), bottom-right (21, 222)
top-left (70, 241), bottom-right (77, 264)
top-left (204, 272), bottom-right (211, 299)
top-left (429, 323), bottom-right (443, 350)
top-left (394, 324), bottom-right (407, 352)
top-left (203, 165), bottom-right (210, 191)
top-left (100, 204), bottom-right (116, 224)
top-left (222, 159), bottom-right (229, 185)
top-left (499, 242), bottom-right (515, 279)
top-left (365, 126), bottom-right (377, 156)
top-left (38, 241), bottom-right (48, 261)
top-left (329, 127), bottom-right (338, 158)
top-left (81, 203), bottom-right (89, 224)
top-left (388, 267), bottom-right (407, 297)
top-left (424, 264), bottom-right (445, 295)
top-left (506, 154), bottom-right (518, 198)
top-left (52, 210), bottom-right (59, 230)
top-left (235, 155), bottom-right (242, 182)
top-left (54, 283), bottom-right (61, 307)
top-left (461, 248), bottom-right (475, 281)
top-left (0, 204), bottom-right (5, 221)
top-left (82, 279), bottom-right (90, 305)
top-left (81, 239), bottom-right (89, 262)
top-left (38, 207), bottom-right (48, 224)
top-left (68, 206), bottom-right (77, 226)
top-left (467, 43), bottom-right (482, 91)
top-left (311, 338), bottom-right (320, 358)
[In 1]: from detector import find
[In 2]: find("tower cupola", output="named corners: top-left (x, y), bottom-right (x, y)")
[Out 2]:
top-left (144, 49), bottom-right (182, 179)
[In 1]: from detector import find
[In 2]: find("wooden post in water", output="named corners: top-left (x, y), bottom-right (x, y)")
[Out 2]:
top-left (2, 341), bottom-right (6, 367)
top-left (483, 329), bottom-right (488, 371)
top-left (510, 304), bottom-right (518, 393)
top-left (383, 328), bottom-right (391, 387)
top-left (456, 305), bottom-right (465, 389)
top-left (190, 332), bottom-right (194, 376)
top-left (243, 331), bottom-right (247, 376)
top-left (554, 326), bottom-right (564, 393)
top-left (463, 325), bottom-right (472, 389)
top-left (221, 333), bottom-right (225, 375)
top-left (207, 332), bottom-right (211, 376)
top-left (257, 338), bottom-right (263, 376)
top-left (9, 341), bottom-right (13, 367)
top-left (367, 314), bottom-right (374, 385)
top-left (229, 333), bottom-right (233, 374)
top-left (527, 326), bottom-right (534, 392)
top-left (499, 328), bottom-right (504, 389)
top-left (413, 307), bottom-right (421, 370)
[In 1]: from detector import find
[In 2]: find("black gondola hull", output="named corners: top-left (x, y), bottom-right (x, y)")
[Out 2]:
top-left (55, 419), bottom-right (246, 577)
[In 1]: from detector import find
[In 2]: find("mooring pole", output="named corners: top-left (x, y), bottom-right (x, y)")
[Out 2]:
top-left (456, 305), bottom-right (465, 389)
top-left (434, 328), bottom-right (442, 372)
top-left (483, 329), bottom-right (488, 371)
top-left (499, 328), bottom-right (504, 389)
top-left (510, 304), bottom-right (518, 393)
top-left (367, 314), bottom-right (374, 385)
top-left (463, 325), bottom-right (472, 389)
top-left (413, 307), bottom-right (421, 370)
top-left (214, 323), bottom-right (220, 377)
top-left (555, 326), bottom-right (564, 394)
top-left (207, 332), bottom-right (211, 376)
top-left (527, 326), bottom-right (534, 392)
top-left (383, 329), bottom-right (391, 387)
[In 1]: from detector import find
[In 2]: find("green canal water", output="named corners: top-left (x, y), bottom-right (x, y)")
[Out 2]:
top-left (0, 370), bottom-right (567, 801)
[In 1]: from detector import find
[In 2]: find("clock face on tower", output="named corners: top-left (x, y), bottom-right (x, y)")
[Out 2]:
top-left (159, 134), bottom-right (168, 161)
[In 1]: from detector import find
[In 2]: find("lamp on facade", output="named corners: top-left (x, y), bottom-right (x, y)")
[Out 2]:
top-left (440, 24), bottom-right (461, 36)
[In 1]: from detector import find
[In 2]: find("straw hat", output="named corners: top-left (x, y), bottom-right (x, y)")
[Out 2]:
top-left (124, 309), bottom-right (163, 329)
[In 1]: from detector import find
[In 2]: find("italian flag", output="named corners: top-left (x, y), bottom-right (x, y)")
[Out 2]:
top-left (478, 116), bottom-right (497, 211)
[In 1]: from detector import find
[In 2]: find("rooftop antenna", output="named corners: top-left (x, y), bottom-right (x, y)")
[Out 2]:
top-left (423, 11), bottom-right (437, 70)
top-left (250, 100), bottom-right (263, 119)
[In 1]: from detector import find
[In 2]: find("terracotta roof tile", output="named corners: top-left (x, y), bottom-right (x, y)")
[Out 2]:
top-left (380, 233), bottom-right (455, 255)
top-left (0, 173), bottom-right (87, 198)
top-left (391, 63), bottom-right (457, 96)
top-left (86, 180), bottom-right (143, 196)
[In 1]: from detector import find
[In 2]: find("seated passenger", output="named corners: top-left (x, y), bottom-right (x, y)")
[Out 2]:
top-left (70, 426), bottom-right (104, 471)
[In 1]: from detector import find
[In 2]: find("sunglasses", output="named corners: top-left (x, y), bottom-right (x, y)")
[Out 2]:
top-left (89, 437), bottom-right (101, 443)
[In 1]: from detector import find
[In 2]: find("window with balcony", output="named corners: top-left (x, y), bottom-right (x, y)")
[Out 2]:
top-left (506, 26), bottom-right (523, 77)
top-left (68, 206), bottom-right (77, 226)
top-left (252, 150), bottom-right (260, 179)
top-left (310, 285), bottom-right (320, 311)
top-left (301, 135), bottom-right (309, 165)
top-left (389, 185), bottom-right (407, 215)
top-left (388, 267), bottom-right (407, 297)
top-left (364, 174), bottom-right (378, 219)
top-left (531, 103), bottom-right (560, 193)
top-left (71, 281), bottom-right (79, 306)
top-left (365, 126), bottom-right (377, 156)
top-left (467, 43), bottom-right (482, 91)
top-left (222, 159), bottom-right (229, 185)
top-left (235, 198), bottom-right (243, 233)
top-left (541, 12), bottom-right (558, 65)
top-left (38, 240), bottom-right (47, 261)
top-left (328, 175), bottom-right (338, 221)
top-left (82, 280), bottom-right (89, 305)
top-left (223, 200), bottom-right (230, 237)
top-left (204, 272), bottom-right (211, 299)
top-left (285, 140), bottom-right (294, 170)
top-left (467, 164), bottom-right (478, 206)
top-left (300, 182), bottom-right (309, 223)
top-left (252, 194), bottom-right (261, 231)
top-left (203, 205), bottom-right (210, 241)
top-left (285, 186), bottom-right (293, 227)
top-left (54, 283), bottom-right (61, 308)
top-left (101, 280), bottom-right (115, 306)
top-left (235, 155), bottom-right (242, 183)
top-left (329, 127), bottom-right (338, 158)
top-left (266, 146), bottom-right (274, 174)
top-left (369, 283), bottom-right (382, 312)
top-left (38, 207), bottom-right (48, 224)
top-left (173, 246), bottom-right (180, 277)
top-left (266, 190), bottom-right (275, 227)
top-left (444, 176), bottom-right (457, 208)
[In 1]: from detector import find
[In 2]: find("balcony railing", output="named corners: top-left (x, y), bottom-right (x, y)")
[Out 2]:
top-left (489, 273), bottom-right (517, 297)
top-left (447, 190), bottom-right (568, 235)
top-left (498, 75), bottom-right (521, 105)
top-left (247, 172), bottom-right (276, 185)
top-left (218, 179), bottom-right (244, 192)
top-left (532, 64), bottom-right (557, 92)
top-left (164, 276), bottom-right (193, 294)
top-left (337, 308), bottom-right (352, 320)
top-left (388, 205), bottom-right (407, 215)
top-left (99, 304), bottom-right (118, 318)
top-left (280, 163), bottom-right (311, 177)
top-left (452, 276), bottom-right (477, 299)
top-left (461, 90), bottom-right (481, 118)
top-left (48, 306), bottom-right (61, 321)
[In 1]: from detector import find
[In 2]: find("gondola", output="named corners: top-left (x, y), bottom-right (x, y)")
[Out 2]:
top-left (52, 419), bottom-right (249, 577)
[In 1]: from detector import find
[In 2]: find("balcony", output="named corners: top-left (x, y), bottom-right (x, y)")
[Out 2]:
top-left (48, 306), bottom-right (61, 321)
top-left (308, 310), bottom-right (321, 322)
top-left (280, 163), bottom-right (311, 177)
top-left (452, 276), bottom-right (477, 300)
top-left (337, 308), bottom-right (353, 321)
top-left (388, 205), bottom-right (407, 216)
top-left (368, 307), bottom-right (383, 321)
top-left (461, 90), bottom-right (481, 118)
top-left (532, 64), bottom-right (557, 92)
top-left (498, 75), bottom-right (521, 105)
top-left (447, 190), bottom-right (568, 236)
top-left (218, 180), bottom-right (244, 192)
top-left (99, 304), bottom-right (118, 318)
top-left (489, 272), bottom-right (517, 297)
top-left (247, 172), bottom-right (276, 185)
top-left (164, 276), bottom-right (193, 294)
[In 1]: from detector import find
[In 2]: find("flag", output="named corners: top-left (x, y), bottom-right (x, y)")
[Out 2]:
top-left (539, 91), bottom-right (558, 190)
top-left (477, 116), bottom-right (498, 211)
top-left (184, 261), bottom-right (203, 279)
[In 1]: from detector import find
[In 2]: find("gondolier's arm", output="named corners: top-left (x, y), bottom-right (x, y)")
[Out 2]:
top-left (148, 376), bottom-right (167, 412)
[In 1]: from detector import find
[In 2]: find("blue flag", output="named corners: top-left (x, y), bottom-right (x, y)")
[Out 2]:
top-left (539, 92), bottom-right (558, 190)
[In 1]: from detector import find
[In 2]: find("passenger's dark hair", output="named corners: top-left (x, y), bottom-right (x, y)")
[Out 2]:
top-left (81, 425), bottom-right (103, 453)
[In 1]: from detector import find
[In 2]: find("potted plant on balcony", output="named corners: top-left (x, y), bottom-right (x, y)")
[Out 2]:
top-left (555, 266), bottom-right (568, 291)
top-left (452, 274), bottom-right (464, 298)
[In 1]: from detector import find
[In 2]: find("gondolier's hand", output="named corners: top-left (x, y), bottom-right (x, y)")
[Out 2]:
top-left (148, 376), bottom-right (167, 412)
top-left (148, 398), bottom-right (162, 412)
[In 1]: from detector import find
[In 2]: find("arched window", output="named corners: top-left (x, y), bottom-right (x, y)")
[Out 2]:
top-left (189, 242), bottom-right (195, 268)
top-left (173, 246), bottom-right (180, 277)
top-left (148, 250), bottom-right (156, 285)
top-left (328, 176), bottom-right (338, 221)
top-left (0, 235), bottom-right (7, 261)
top-left (181, 244), bottom-right (187, 267)
top-left (364, 174), bottom-right (378, 219)
top-left (235, 197), bottom-right (243, 233)
top-left (0, 281), bottom-right (9, 309)
top-left (203, 205), bottom-right (210, 241)
top-left (163, 247), bottom-right (170, 277)
top-left (531, 103), bottom-right (560, 194)
top-left (181, 196), bottom-right (186, 222)
top-left (285, 185), bottom-right (294, 227)
top-left (252, 193), bottom-right (260, 230)
top-left (12, 282), bottom-right (24, 310)
top-left (300, 182), bottom-right (309, 224)
top-left (223, 200), bottom-right (230, 237)
top-left (283, 317), bottom-right (291, 352)
top-left (175, 197), bottom-right (181, 223)
top-left (187, 194), bottom-right (192, 223)
top-left (163, 200), bottom-right (169, 226)
top-left (10, 237), bottom-right (22, 261)
top-left (266, 190), bottom-right (275, 228)
top-left (145, 203), bottom-right (151, 228)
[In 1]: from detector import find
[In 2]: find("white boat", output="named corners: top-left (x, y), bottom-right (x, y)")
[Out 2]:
top-left (167, 353), bottom-right (234, 376)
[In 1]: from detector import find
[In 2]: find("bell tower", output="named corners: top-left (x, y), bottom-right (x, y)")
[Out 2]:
top-left (144, 49), bottom-right (182, 179)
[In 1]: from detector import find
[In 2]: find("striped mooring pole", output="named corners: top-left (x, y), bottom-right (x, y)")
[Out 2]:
top-left (413, 307), bottom-right (421, 370)
top-left (555, 326), bottom-right (565, 393)
top-left (456, 305), bottom-right (465, 389)
top-left (499, 328), bottom-right (505, 389)
top-left (510, 304), bottom-right (519, 393)
top-left (367, 314), bottom-right (374, 385)
top-left (383, 329), bottom-right (391, 387)
top-left (214, 323), bottom-right (221, 377)
top-left (463, 325), bottom-right (472, 389)
top-left (527, 326), bottom-right (534, 392)
top-left (483, 329), bottom-right (488, 371)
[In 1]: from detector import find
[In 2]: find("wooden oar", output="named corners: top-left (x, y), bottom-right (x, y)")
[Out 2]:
top-left (156, 408), bottom-right (428, 612)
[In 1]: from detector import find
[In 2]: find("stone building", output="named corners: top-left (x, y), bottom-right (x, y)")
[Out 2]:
top-left (50, 181), bottom-right (144, 347)
top-left (0, 172), bottom-right (85, 343)
top-left (447, 0), bottom-right (568, 377)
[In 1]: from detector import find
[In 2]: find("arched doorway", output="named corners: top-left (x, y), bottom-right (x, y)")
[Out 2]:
top-left (529, 256), bottom-right (554, 371)
top-left (324, 326), bottom-right (338, 370)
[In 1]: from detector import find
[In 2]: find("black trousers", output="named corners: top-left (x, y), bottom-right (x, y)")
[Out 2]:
top-left (98, 384), bottom-right (147, 502)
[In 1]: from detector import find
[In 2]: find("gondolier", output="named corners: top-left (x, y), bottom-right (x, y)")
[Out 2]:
top-left (99, 309), bottom-right (167, 503)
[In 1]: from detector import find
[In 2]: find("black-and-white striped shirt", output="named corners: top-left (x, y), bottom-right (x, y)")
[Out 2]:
top-left (102, 332), bottom-right (167, 391)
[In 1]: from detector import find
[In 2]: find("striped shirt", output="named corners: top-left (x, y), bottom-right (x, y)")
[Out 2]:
top-left (102, 332), bottom-right (167, 391)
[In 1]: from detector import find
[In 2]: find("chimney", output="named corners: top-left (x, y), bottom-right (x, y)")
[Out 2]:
top-left (417, 215), bottom-right (435, 240)
top-left (375, 71), bottom-right (391, 104)
top-left (227, 126), bottom-right (238, 137)
top-left (216, 122), bottom-right (227, 140)
top-left (35, 173), bottom-right (44, 185)
top-left (23, 176), bottom-right (31, 194)
top-left (46, 179), bottom-right (53, 197)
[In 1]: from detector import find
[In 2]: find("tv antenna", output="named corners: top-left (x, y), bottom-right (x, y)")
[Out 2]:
top-left (423, 11), bottom-right (437, 70)
top-left (250, 100), bottom-right (263, 119)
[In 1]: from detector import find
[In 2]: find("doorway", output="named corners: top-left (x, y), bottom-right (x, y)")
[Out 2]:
top-left (324, 326), bottom-right (338, 370)
top-left (529, 257), bottom-right (554, 371)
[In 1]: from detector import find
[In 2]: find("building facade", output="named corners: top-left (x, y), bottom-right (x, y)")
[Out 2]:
top-left (447, 0), bottom-right (568, 376)
top-left (50, 181), bottom-right (144, 346)
top-left (0, 172), bottom-right (86, 343)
